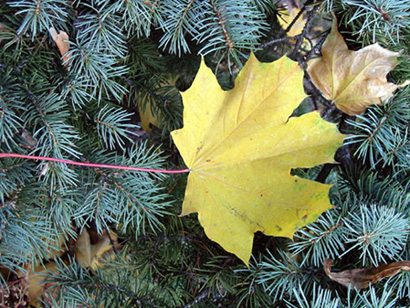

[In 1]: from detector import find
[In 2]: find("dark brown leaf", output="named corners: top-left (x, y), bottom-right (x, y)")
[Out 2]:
top-left (324, 258), bottom-right (410, 289)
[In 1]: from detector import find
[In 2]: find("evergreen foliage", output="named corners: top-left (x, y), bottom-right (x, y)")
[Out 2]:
top-left (1, 0), bottom-right (410, 307)
top-left (325, 0), bottom-right (410, 45)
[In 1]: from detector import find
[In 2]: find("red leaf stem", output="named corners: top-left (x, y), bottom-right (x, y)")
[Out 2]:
top-left (0, 153), bottom-right (190, 174)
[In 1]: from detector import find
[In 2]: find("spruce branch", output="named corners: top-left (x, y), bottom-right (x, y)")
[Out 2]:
top-left (158, 0), bottom-right (201, 56)
top-left (74, 5), bottom-right (127, 57)
top-left (387, 269), bottom-right (410, 299)
top-left (253, 0), bottom-right (277, 14)
top-left (210, 0), bottom-right (234, 51)
top-left (43, 259), bottom-right (162, 307)
top-left (195, 0), bottom-right (268, 66)
top-left (290, 4), bottom-right (320, 61)
top-left (0, 206), bottom-right (63, 274)
top-left (286, 285), bottom-right (340, 308)
top-left (346, 93), bottom-right (410, 172)
top-left (67, 40), bottom-right (128, 102)
top-left (0, 71), bottom-right (24, 150)
top-left (323, 0), bottom-right (410, 45)
top-left (8, 0), bottom-right (69, 39)
top-left (106, 0), bottom-right (156, 37)
top-left (289, 209), bottom-right (345, 266)
top-left (0, 158), bottom-right (33, 204)
top-left (351, 285), bottom-right (398, 308)
top-left (94, 105), bottom-right (138, 150)
top-left (340, 204), bottom-right (409, 266)
top-left (254, 250), bottom-right (319, 301)
top-left (61, 75), bottom-right (94, 110)
top-left (258, 35), bottom-right (298, 48)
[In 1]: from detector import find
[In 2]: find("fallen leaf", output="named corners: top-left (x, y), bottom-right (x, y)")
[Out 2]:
top-left (307, 19), bottom-right (409, 115)
top-left (49, 27), bottom-right (71, 66)
top-left (21, 229), bottom-right (114, 306)
top-left (279, 6), bottom-right (306, 38)
top-left (18, 233), bottom-right (65, 306)
top-left (138, 102), bottom-right (160, 132)
top-left (136, 75), bottom-right (178, 132)
top-left (74, 229), bottom-right (112, 268)
top-left (324, 259), bottom-right (410, 289)
top-left (20, 129), bottom-right (37, 150)
top-left (25, 261), bottom-right (59, 306)
top-left (171, 54), bottom-right (345, 265)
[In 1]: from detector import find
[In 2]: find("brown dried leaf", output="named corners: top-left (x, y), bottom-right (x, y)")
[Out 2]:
top-left (307, 19), bottom-right (409, 115)
top-left (20, 129), bottom-right (37, 150)
top-left (49, 27), bottom-right (70, 66)
top-left (324, 258), bottom-right (410, 289)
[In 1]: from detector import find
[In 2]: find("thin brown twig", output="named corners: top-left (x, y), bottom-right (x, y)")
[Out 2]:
top-left (210, 0), bottom-right (234, 50)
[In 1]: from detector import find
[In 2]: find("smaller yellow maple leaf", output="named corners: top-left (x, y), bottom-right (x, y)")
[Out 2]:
top-left (307, 19), bottom-right (409, 115)
top-left (21, 229), bottom-right (113, 306)
top-left (136, 74), bottom-right (179, 132)
top-left (74, 229), bottom-right (112, 268)
top-left (26, 261), bottom-right (59, 306)
top-left (138, 102), bottom-right (160, 132)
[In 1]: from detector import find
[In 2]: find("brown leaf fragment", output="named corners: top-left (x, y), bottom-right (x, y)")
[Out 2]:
top-left (324, 258), bottom-right (410, 289)
top-left (49, 27), bottom-right (70, 66)
top-left (20, 129), bottom-right (37, 150)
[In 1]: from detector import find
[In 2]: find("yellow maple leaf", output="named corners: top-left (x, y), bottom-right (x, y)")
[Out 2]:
top-left (307, 19), bottom-right (409, 116)
top-left (171, 53), bottom-right (345, 265)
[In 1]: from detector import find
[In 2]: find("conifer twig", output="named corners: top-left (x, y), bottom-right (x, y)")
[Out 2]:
top-left (210, 0), bottom-right (234, 50)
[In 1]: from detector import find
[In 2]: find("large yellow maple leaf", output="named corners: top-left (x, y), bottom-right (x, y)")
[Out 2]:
top-left (307, 20), bottom-right (409, 115)
top-left (171, 54), bottom-right (345, 265)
